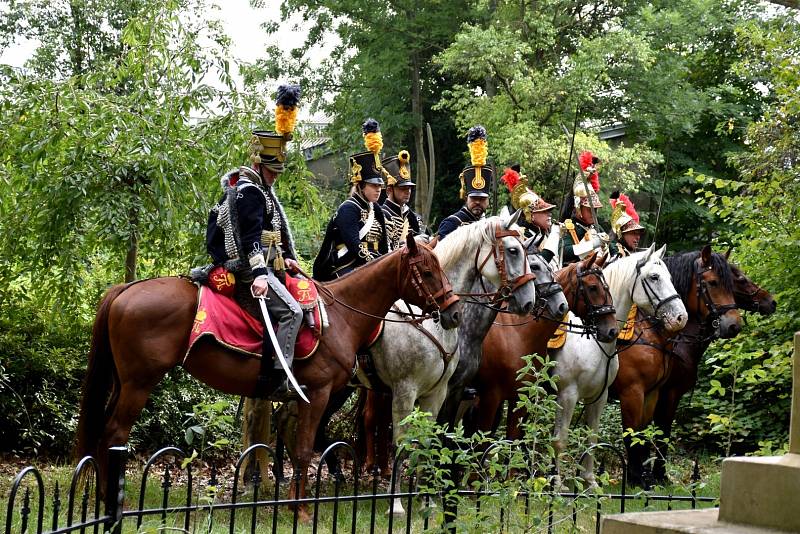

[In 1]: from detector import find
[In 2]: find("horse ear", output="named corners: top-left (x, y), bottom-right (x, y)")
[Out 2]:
top-left (584, 250), bottom-right (597, 268)
top-left (701, 244), bottom-right (712, 267)
top-left (499, 205), bottom-right (511, 219)
top-left (504, 208), bottom-right (522, 229)
top-left (406, 233), bottom-right (419, 255)
top-left (655, 244), bottom-right (667, 260)
top-left (428, 235), bottom-right (439, 249)
top-left (724, 246), bottom-right (733, 260)
top-left (522, 236), bottom-right (536, 254)
top-left (595, 253), bottom-right (608, 267)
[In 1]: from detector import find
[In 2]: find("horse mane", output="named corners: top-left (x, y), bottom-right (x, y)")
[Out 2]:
top-left (602, 250), bottom-right (647, 291)
top-left (664, 250), bottom-right (734, 299)
top-left (434, 216), bottom-right (501, 269)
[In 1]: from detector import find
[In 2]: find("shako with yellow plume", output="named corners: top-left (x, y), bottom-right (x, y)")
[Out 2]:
top-left (459, 125), bottom-right (492, 198)
top-left (249, 84), bottom-right (301, 173)
top-left (500, 164), bottom-right (555, 222)
top-left (349, 118), bottom-right (388, 185)
top-left (381, 150), bottom-right (415, 187)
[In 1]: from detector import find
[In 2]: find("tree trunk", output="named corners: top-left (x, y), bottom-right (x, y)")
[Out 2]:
top-left (411, 48), bottom-right (430, 223)
top-left (124, 205), bottom-right (138, 282)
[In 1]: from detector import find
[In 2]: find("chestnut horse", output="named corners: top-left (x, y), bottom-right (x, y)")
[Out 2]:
top-left (74, 234), bottom-right (459, 520)
top-left (470, 251), bottom-right (618, 439)
top-left (611, 246), bottom-right (754, 486)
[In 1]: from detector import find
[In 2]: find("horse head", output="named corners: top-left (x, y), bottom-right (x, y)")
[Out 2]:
top-left (568, 251), bottom-right (618, 342)
top-left (477, 213), bottom-right (536, 315)
top-left (695, 245), bottom-right (742, 338)
top-left (523, 239), bottom-right (568, 319)
top-left (400, 233), bottom-right (461, 328)
top-left (630, 244), bottom-right (687, 333)
top-left (727, 257), bottom-right (777, 316)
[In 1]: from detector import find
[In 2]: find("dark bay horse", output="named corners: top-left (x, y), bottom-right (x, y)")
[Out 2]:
top-left (470, 251), bottom-right (618, 439)
top-left (75, 234), bottom-right (459, 520)
top-left (611, 246), bottom-right (763, 486)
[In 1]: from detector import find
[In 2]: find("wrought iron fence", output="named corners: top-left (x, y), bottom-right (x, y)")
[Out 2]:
top-left (3, 442), bottom-right (717, 534)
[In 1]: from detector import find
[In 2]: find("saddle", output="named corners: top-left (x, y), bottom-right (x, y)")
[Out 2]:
top-left (547, 313), bottom-right (570, 350)
top-left (617, 304), bottom-right (638, 342)
top-left (184, 273), bottom-right (326, 363)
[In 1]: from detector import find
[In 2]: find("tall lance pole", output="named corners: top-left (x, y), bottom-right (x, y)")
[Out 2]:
top-left (560, 123), bottom-right (605, 235)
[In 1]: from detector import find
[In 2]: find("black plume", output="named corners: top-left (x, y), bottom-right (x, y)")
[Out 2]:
top-left (467, 125), bottom-right (487, 143)
top-left (511, 163), bottom-right (521, 173)
top-left (610, 190), bottom-right (620, 200)
top-left (276, 84), bottom-right (301, 107)
top-left (362, 118), bottom-right (380, 134)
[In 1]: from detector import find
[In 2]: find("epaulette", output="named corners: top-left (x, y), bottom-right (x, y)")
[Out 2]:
top-left (564, 219), bottom-right (580, 245)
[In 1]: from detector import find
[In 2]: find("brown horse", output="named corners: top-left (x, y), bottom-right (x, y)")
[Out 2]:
top-left (75, 234), bottom-right (459, 520)
top-left (470, 252), bottom-right (618, 439)
top-left (611, 246), bottom-right (761, 486)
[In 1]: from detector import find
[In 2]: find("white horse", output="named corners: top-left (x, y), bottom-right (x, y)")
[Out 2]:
top-left (372, 213), bottom-right (540, 514)
top-left (549, 245), bottom-right (687, 489)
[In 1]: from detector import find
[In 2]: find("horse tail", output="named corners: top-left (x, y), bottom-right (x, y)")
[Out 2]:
top-left (74, 283), bottom-right (129, 461)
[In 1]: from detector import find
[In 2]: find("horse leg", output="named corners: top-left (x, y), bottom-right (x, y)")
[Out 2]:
top-left (552, 385), bottom-right (578, 491)
top-left (290, 386), bottom-right (332, 523)
top-left (580, 391), bottom-right (607, 491)
top-left (241, 397), bottom-right (273, 488)
top-left (506, 395), bottom-right (526, 441)
top-left (388, 386), bottom-right (418, 516)
top-left (618, 385), bottom-right (650, 488)
top-left (474, 386), bottom-right (504, 435)
top-left (314, 386), bottom-right (353, 480)
top-left (362, 389), bottom-right (381, 476)
top-left (651, 388), bottom-right (681, 485)
top-left (375, 392), bottom-right (393, 480)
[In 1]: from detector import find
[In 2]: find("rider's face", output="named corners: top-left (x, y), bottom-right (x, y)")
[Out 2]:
top-left (361, 182), bottom-right (383, 203)
top-left (466, 195), bottom-right (489, 217)
top-left (578, 205), bottom-right (595, 225)
top-left (259, 165), bottom-right (278, 185)
top-left (389, 185), bottom-right (413, 206)
top-left (531, 210), bottom-right (552, 232)
top-left (622, 230), bottom-right (644, 251)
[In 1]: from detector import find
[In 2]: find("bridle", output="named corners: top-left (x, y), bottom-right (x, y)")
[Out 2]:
top-left (633, 258), bottom-right (682, 322)
top-left (306, 245), bottom-right (457, 324)
top-left (402, 244), bottom-right (459, 321)
top-left (693, 259), bottom-right (737, 333)
top-left (527, 251), bottom-right (564, 319)
top-left (464, 223), bottom-right (536, 306)
top-left (572, 262), bottom-right (615, 331)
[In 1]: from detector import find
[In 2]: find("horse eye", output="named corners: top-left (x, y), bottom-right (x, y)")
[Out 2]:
top-left (508, 248), bottom-right (518, 255)
top-left (532, 264), bottom-right (541, 271)
top-left (589, 285), bottom-right (598, 293)
top-left (649, 274), bottom-right (659, 281)
top-left (708, 279), bottom-right (719, 287)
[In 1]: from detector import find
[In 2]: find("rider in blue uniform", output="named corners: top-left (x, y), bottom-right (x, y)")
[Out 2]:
top-left (313, 119), bottom-right (389, 280)
top-left (437, 125), bottom-right (493, 240)
top-left (381, 150), bottom-right (423, 249)
top-left (204, 85), bottom-right (303, 400)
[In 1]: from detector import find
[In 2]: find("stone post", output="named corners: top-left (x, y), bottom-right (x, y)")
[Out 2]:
top-left (790, 332), bottom-right (800, 454)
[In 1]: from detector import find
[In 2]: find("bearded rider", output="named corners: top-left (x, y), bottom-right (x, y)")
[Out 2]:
top-left (500, 164), bottom-right (560, 269)
top-left (204, 85), bottom-right (304, 401)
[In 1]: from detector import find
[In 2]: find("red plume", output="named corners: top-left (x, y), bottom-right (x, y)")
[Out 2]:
top-left (619, 193), bottom-right (639, 222)
top-left (588, 171), bottom-right (600, 192)
top-left (501, 167), bottom-right (521, 192)
top-left (578, 151), bottom-right (595, 172)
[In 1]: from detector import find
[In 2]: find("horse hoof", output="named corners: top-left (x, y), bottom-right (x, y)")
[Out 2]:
top-left (388, 503), bottom-right (406, 516)
top-left (298, 508), bottom-right (312, 524)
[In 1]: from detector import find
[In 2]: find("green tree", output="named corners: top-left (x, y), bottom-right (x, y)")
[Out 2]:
top-left (252, 0), bottom-right (473, 224)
